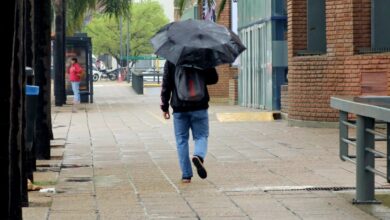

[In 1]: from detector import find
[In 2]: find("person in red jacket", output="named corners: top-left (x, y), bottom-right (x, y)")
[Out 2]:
top-left (67, 57), bottom-right (83, 112)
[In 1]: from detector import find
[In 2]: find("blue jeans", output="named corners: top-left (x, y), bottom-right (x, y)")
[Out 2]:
top-left (71, 82), bottom-right (80, 103)
top-left (173, 109), bottom-right (209, 179)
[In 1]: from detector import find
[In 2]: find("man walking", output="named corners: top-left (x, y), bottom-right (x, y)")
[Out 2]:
top-left (161, 61), bottom-right (218, 183)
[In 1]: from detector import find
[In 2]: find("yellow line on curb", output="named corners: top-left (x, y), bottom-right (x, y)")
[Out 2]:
top-left (216, 112), bottom-right (274, 122)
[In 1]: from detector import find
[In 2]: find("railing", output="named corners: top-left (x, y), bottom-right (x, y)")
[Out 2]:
top-left (331, 96), bottom-right (390, 204)
top-left (339, 112), bottom-right (389, 204)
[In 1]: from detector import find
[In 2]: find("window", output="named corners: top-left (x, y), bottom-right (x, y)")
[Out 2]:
top-left (307, 0), bottom-right (326, 53)
top-left (296, 0), bottom-right (326, 56)
top-left (371, 0), bottom-right (390, 49)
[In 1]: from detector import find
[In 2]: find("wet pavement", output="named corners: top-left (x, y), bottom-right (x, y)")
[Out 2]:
top-left (23, 82), bottom-right (390, 219)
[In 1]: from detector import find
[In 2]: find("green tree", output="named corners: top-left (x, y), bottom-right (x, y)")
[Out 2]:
top-left (85, 1), bottom-right (169, 60)
top-left (66, 0), bottom-right (132, 35)
top-left (176, 0), bottom-right (227, 19)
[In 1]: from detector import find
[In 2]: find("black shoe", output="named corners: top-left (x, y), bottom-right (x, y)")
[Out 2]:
top-left (192, 156), bottom-right (207, 179)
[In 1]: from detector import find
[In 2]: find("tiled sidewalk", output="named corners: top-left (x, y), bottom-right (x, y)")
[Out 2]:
top-left (23, 82), bottom-right (390, 219)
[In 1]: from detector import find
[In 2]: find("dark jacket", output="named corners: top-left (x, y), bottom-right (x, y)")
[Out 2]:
top-left (160, 61), bottom-right (218, 113)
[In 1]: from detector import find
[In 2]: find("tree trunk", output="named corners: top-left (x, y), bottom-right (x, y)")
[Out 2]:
top-left (34, 0), bottom-right (53, 159)
top-left (8, 0), bottom-right (25, 218)
top-left (54, 0), bottom-right (66, 106)
top-left (0, 0), bottom-right (16, 218)
top-left (20, 0), bottom-right (34, 207)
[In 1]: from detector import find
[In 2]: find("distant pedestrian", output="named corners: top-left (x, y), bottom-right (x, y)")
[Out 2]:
top-left (161, 61), bottom-right (218, 183)
top-left (67, 57), bottom-right (83, 112)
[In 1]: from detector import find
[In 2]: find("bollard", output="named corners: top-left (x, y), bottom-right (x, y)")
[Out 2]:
top-left (26, 85), bottom-right (39, 161)
top-left (24, 84), bottom-right (39, 207)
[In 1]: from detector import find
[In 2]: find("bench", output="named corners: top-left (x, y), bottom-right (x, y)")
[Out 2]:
top-left (131, 70), bottom-right (163, 95)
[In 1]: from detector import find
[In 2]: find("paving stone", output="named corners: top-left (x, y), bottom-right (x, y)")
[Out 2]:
top-left (23, 207), bottom-right (49, 220)
top-left (36, 83), bottom-right (386, 219)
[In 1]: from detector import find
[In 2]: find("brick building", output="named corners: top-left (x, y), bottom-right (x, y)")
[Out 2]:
top-left (211, 0), bottom-right (238, 103)
top-left (287, 0), bottom-right (390, 127)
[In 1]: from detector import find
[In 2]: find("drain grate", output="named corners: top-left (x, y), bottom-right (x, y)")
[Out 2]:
top-left (61, 164), bottom-right (91, 168)
top-left (36, 167), bottom-right (61, 172)
top-left (262, 186), bottom-right (390, 192)
top-left (65, 177), bottom-right (92, 182)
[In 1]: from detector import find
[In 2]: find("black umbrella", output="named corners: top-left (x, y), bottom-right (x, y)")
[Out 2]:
top-left (151, 19), bottom-right (246, 69)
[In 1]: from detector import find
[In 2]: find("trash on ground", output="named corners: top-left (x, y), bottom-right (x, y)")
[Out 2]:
top-left (39, 188), bottom-right (56, 193)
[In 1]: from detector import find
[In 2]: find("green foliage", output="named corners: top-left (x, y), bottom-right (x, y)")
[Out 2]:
top-left (84, 1), bottom-right (169, 58)
top-left (66, 0), bottom-right (131, 35)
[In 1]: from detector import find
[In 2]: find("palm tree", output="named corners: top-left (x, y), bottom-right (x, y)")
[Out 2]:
top-left (176, 0), bottom-right (227, 20)
top-left (66, 0), bottom-right (132, 35)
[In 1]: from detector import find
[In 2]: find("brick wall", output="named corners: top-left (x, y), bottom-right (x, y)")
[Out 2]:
top-left (353, 0), bottom-right (371, 51)
top-left (281, 85), bottom-right (289, 113)
top-left (208, 0), bottom-right (238, 102)
top-left (287, 0), bottom-right (307, 57)
top-left (287, 0), bottom-right (390, 123)
top-left (229, 78), bottom-right (238, 105)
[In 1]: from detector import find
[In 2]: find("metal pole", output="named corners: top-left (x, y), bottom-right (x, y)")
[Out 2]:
top-left (54, 0), bottom-right (65, 106)
top-left (126, 12), bottom-right (130, 74)
top-left (339, 111), bottom-right (349, 160)
top-left (120, 16), bottom-right (123, 68)
top-left (355, 115), bottom-right (376, 203)
top-left (387, 123), bottom-right (390, 183)
top-left (62, 1), bottom-right (67, 104)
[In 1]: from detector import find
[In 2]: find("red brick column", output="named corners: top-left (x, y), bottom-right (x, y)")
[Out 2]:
top-left (281, 85), bottom-right (289, 114)
top-left (229, 78), bottom-right (238, 105)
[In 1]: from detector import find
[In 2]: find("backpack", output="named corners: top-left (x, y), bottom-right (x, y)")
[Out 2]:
top-left (174, 66), bottom-right (206, 102)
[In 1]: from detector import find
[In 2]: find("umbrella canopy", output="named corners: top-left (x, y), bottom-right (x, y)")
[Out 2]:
top-left (151, 19), bottom-right (246, 69)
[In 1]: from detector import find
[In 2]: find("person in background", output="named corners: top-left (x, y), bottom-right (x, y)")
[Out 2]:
top-left (67, 57), bottom-right (83, 112)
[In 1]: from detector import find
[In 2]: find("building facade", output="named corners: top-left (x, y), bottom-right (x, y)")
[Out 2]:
top-left (237, 0), bottom-right (288, 110)
top-left (287, 0), bottom-right (390, 126)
